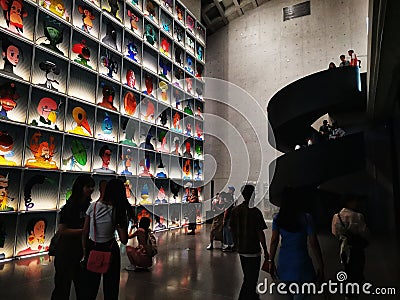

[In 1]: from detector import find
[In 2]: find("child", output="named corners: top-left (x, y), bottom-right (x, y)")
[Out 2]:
top-left (125, 217), bottom-right (154, 271)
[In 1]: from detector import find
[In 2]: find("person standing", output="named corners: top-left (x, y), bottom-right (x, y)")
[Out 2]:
top-left (51, 174), bottom-right (95, 300)
top-left (222, 191), bottom-right (234, 252)
top-left (187, 188), bottom-right (199, 235)
top-left (269, 187), bottom-right (324, 300)
top-left (348, 50), bottom-right (361, 67)
top-left (82, 179), bottom-right (128, 300)
top-left (206, 193), bottom-right (224, 250)
top-left (339, 55), bottom-right (350, 67)
top-left (230, 184), bottom-right (269, 300)
top-left (227, 185), bottom-right (236, 200)
top-left (332, 195), bottom-right (369, 299)
top-left (319, 120), bottom-right (331, 141)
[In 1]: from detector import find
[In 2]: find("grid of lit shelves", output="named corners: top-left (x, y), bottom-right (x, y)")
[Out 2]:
top-left (0, 0), bottom-right (205, 260)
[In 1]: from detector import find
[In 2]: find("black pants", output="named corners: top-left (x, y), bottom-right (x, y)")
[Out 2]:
top-left (188, 222), bottom-right (196, 231)
top-left (83, 239), bottom-right (121, 300)
top-left (51, 253), bottom-right (85, 300)
top-left (238, 255), bottom-right (261, 300)
top-left (188, 203), bottom-right (197, 231)
top-left (343, 248), bottom-right (365, 298)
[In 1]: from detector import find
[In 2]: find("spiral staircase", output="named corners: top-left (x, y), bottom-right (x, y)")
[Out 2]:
top-left (267, 67), bottom-right (367, 213)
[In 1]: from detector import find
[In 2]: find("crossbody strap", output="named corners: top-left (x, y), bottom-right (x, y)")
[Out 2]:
top-left (93, 201), bottom-right (98, 246)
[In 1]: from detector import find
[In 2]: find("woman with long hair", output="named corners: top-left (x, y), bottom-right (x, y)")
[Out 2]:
top-left (51, 174), bottom-right (95, 300)
top-left (269, 187), bottom-right (324, 300)
top-left (82, 179), bottom-right (128, 300)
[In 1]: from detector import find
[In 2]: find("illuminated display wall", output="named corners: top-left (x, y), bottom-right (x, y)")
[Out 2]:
top-left (0, 0), bottom-right (205, 260)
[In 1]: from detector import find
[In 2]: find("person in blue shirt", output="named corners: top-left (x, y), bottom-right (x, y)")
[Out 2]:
top-left (269, 187), bottom-right (324, 299)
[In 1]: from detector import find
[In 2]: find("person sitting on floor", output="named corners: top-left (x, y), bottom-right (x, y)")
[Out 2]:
top-left (125, 217), bottom-right (155, 271)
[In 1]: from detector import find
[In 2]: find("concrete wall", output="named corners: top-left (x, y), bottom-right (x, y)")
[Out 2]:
top-left (204, 0), bottom-right (368, 203)
top-left (180, 0), bottom-right (201, 20)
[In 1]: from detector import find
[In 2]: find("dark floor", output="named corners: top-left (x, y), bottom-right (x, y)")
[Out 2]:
top-left (0, 224), bottom-right (399, 299)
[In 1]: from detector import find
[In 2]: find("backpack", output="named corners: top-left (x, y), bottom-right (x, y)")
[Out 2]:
top-left (337, 213), bottom-right (368, 265)
top-left (143, 231), bottom-right (158, 257)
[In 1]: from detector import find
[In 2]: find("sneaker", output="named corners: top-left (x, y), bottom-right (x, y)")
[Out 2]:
top-left (206, 243), bottom-right (213, 250)
top-left (221, 244), bottom-right (228, 250)
top-left (187, 231), bottom-right (195, 235)
top-left (125, 264), bottom-right (136, 271)
top-left (222, 246), bottom-right (233, 252)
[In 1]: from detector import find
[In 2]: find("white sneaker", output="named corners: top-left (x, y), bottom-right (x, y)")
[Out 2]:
top-left (125, 264), bottom-right (136, 271)
top-left (206, 243), bottom-right (213, 250)
top-left (222, 244), bottom-right (228, 250)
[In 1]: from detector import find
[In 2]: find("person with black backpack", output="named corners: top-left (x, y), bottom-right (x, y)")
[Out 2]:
top-left (125, 217), bottom-right (157, 271)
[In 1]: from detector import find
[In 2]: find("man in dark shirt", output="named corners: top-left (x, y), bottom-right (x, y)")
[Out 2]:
top-left (230, 184), bottom-right (269, 300)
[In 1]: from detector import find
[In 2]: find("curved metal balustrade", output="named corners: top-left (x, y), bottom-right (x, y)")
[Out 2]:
top-left (268, 67), bottom-right (367, 206)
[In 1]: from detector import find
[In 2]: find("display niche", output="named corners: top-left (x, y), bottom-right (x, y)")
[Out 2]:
top-left (71, 32), bottom-right (99, 71)
top-left (28, 88), bottom-right (65, 131)
top-left (160, 9), bottom-right (172, 36)
top-left (15, 211), bottom-right (56, 257)
top-left (32, 50), bottom-right (69, 94)
top-left (73, 0), bottom-right (100, 39)
top-left (129, 0), bottom-right (143, 12)
top-left (0, 0), bottom-right (206, 261)
top-left (124, 32), bottom-right (142, 64)
top-left (120, 115), bottom-right (139, 146)
top-left (0, 34), bottom-right (32, 82)
top-left (66, 99), bottom-right (95, 137)
top-left (125, 6), bottom-right (143, 38)
top-left (156, 104), bottom-right (171, 128)
top-left (62, 135), bottom-right (93, 172)
top-left (36, 13), bottom-right (71, 58)
top-left (118, 145), bottom-right (138, 175)
top-left (0, 78), bottom-right (29, 122)
top-left (95, 108), bottom-right (119, 142)
top-left (0, 213), bottom-right (17, 259)
top-left (153, 205), bottom-right (168, 230)
top-left (120, 174), bottom-right (138, 205)
top-left (0, 120), bottom-right (25, 167)
top-left (0, 0), bottom-right (36, 40)
top-left (0, 168), bottom-right (21, 212)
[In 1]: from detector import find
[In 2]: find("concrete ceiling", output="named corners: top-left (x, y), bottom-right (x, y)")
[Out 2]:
top-left (201, 0), bottom-right (271, 34)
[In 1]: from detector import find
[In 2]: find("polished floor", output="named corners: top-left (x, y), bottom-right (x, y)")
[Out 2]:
top-left (0, 224), bottom-right (399, 299)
